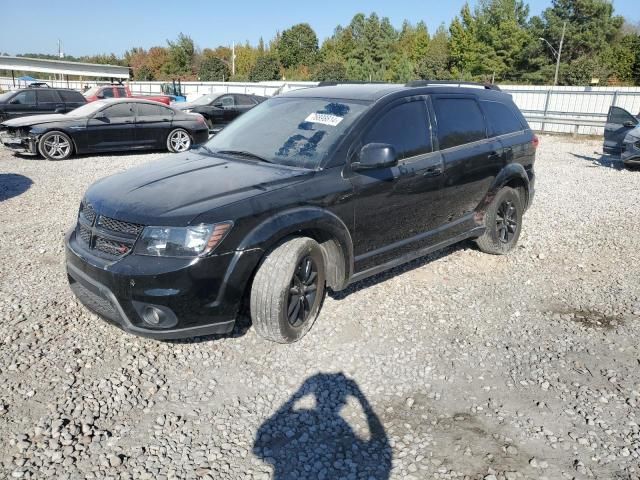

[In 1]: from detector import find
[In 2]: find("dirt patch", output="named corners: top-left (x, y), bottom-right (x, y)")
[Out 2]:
top-left (554, 309), bottom-right (624, 330)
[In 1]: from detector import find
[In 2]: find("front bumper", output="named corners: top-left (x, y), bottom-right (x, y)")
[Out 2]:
top-left (0, 133), bottom-right (37, 154)
top-left (621, 139), bottom-right (640, 166)
top-left (65, 229), bottom-right (263, 339)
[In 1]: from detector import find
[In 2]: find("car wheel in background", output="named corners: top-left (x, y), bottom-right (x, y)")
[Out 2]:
top-left (476, 187), bottom-right (523, 255)
top-left (38, 131), bottom-right (74, 161)
top-left (250, 237), bottom-right (326, 343)
top-left (167, 128), bottom-right (192, 153)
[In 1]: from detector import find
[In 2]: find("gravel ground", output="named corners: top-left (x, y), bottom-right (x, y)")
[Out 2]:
top-left (0, 137), bottom-right (639, 480)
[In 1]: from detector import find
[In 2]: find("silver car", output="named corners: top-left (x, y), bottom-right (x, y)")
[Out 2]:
top-left (604, 106), bottom-right (640, 167)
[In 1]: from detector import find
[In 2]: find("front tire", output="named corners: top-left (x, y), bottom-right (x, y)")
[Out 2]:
top-left (250, 237), bottom-right (326, 343)
top-left (476, 187), bottom-right (523, 255)
top-left (167, 128), bottom-right (192, 153)
top-left (38, 131), bottom-right (73, 160)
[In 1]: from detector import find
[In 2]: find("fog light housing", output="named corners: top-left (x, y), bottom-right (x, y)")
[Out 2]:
top-left (132, 301), bottom-right (178, 329)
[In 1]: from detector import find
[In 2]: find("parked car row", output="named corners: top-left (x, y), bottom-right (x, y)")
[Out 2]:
top-left (0, 99), bottom-right (209, 160)
top-left (82, 84), bottom-right (172, 105)
top-left (0, 87), bottom-right (86, 122)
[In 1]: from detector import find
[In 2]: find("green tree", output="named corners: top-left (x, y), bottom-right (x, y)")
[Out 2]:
top-left (278, 23), bottom-right (319, 69)
top-left (416, 25), bottom-right (451, 80)
top-left (249, 55), bottom-right (281, 81)
top-left (199, 56), bottom-right (230, 81)
top-left (312, 61), bottom-right (348, 81)
top-left (164, 33), bottom-right (195, 78)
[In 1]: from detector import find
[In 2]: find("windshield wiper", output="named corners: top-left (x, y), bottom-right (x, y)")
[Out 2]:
top-left (216, 150), bottom-right (273, 163)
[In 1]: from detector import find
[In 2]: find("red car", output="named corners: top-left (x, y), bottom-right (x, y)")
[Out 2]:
top-left (83, 84), bottom-right (171, 105)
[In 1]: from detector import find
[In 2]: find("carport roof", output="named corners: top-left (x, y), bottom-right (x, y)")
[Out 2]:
top-left (0, 56), bottom-right (129, 79)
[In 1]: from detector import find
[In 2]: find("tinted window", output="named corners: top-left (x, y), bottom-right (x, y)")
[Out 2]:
top-left (101, 88), bottom-right (115, 98)
top-left (10, 91), bottom-right (36, 105)
top-left (59, 90), bottom-right (85, 103)
top-left (116, 87), bottom-right (127, 98)
top-left (434, 98), bottom-right (486, 150)
top-left (608, 106), bottom-right (638, 126)
top-left (218, 95), bottom-right (234, 107)
top-left (37, 90), bottom-right (61, 103)
top-left (102, 103), bottom-right (135, 118)
top-left (137, 103), bottom-right (173, 117)
top-left (234, 95), bottom-right (257, 106)
top-left (363, 101), bottom-right (431, 160)
top-left (480, 101), bottom-right (523, 137)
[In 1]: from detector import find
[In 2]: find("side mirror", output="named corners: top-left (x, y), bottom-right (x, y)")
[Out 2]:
top-left (96, 92), bottom-right (105, 99)
top-left (54, 107), bottom-right (65, 114)
top-left (352, 143), bottom-right (398, 171)
top-left (93, 113), bottom-right (108, 122)
top-left (623, 120), bottom-right (637, 128)
top-left (212, 102), bottom-right (223, 108)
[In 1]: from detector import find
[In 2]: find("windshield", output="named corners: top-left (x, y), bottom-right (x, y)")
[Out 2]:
top-left (0, 91), bottom-right (16, 103)
top-left (65, 101), bottom-right (106, 117)
top-left (83, 86), bottom-right (101, 97)
top-left (191, 94), bottom-right (221, 106)
top-left (205, 97), bottom-right (369, 169)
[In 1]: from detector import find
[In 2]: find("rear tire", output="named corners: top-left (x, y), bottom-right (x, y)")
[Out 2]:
top-left (476, 187), bottom-right (523, 255)
top-left (250, 237), bottom-right (326, 343)
top-left (167, 128), bottom-right (192, 153)
top-left (38, 131), bottom-right (73, 160)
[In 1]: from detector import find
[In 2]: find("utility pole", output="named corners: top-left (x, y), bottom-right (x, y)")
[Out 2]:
top-left (539, 21), bottom-right (566, 87)
top-left (554, 22), bottom-right (566, 87)
top-left (231, 42), bottom-right (236, 77)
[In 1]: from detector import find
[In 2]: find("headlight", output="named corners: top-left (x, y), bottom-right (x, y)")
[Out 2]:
top-left (134, 222), bottom-right (232, 257)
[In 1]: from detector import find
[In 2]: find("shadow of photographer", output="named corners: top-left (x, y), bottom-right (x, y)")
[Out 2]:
top-left (253, 372), bottom-right (392, 480)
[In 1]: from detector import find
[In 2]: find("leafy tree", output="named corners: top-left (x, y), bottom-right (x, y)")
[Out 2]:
top-left (563, 55), bottom-right (610, 85)
top-left (249, 55), bottom-right (281, 81)
top-left (313, 61), bottom-right (348, 81)
top-left (164, 33), bottom-right (195, 79)
top-left (416, 25), bottom-right (451, 80)
top-left (278, 23), bottom-right (319, 69)
top-left (199, 56), bottom-right (230, 81)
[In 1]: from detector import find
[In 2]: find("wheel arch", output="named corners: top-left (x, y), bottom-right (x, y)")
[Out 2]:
top-left (476, 163), bottom-right (530, 217)
top-left (237, 207), bottom-right (354, 291)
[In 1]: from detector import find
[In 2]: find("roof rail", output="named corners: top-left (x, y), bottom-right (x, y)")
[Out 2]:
top-left (405, 80), bottom-right (501, 91)
top-left (317, 81), bottom-right (391, 87)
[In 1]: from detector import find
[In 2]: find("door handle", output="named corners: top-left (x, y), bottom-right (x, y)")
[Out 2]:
top-left (423, 166), bottom-right (443, 177)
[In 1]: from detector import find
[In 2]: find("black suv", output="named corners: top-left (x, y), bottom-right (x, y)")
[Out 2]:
top-left (0, 87), bottom-right (86, 122)
top-left (66, 82), bottom-right (536, 343)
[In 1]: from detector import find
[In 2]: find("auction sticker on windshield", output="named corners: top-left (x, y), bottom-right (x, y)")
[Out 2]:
top-left (305, 112), bottom-right (344, 127)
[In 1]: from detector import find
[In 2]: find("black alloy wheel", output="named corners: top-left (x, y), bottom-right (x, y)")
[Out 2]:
top-left (287, 256), bottom-right (319, 327)
top-left (496, 200), bottom-right (518, 244)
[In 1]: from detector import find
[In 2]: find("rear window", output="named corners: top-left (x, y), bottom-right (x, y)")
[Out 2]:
top-left (37, 90), bottom-right (61, 103)
top-left (363, 100), bottom-right (432, 159)
top-left (480, 101), bottom-right (523, 137)
top-left (434, 98), bottom-right (487, 150)
top-left (59, 90), bottom-right (86, 103)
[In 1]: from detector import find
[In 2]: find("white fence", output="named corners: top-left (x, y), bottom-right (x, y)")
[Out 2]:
top-left (2, 76), bottom-right (640, 136)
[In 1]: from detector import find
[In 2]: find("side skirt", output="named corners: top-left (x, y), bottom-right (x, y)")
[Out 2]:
top-left (347, 226), bottom-right (484, 285)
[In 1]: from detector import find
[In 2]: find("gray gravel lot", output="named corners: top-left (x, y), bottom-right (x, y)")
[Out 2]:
top-left (0, 137), bottom-right (639, 480)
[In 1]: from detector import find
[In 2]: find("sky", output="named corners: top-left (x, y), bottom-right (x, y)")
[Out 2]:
top-left (0, 0), bottom-right (638, 57)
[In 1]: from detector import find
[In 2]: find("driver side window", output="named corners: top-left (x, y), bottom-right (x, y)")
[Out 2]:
top-left (10, 91), bottom-right (36, 105)
top-left (101, 103), bottom-right (135, 118)
top-left (363, 100), bottom-right (432, 160)
top-left (101, 88), bottom-right (115, 99)
top-left (219, 95), bottom-right (235, 108)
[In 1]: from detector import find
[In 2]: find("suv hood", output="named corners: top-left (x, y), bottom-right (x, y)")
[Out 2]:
top-left (85, 150), bottom-right (312, 226)
top-left (2, 114), bottom-right (68, 127)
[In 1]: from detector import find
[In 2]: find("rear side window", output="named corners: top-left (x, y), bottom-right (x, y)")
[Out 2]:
top-left (608, 106), bottom-right (638, 125)
top-left (364, 100), bottom-right (432, 160)
top-left (10, 90), bottom-right (36, 105)
top-left (37, 90), bottom-right (61, 104)
top-left (434, 98), bottom-right (487, 150)
top-left (480, 101), bottom-right (523, 137)
top-left (137, 103), bottom-right (173, 117)
top-left (102, 103), bottom-right (135, 118)
top-left (234, 95), bottom-right (257, 106)
top-left (116, 87), bottom-right (127, 98)
top-left (59, 90), bottom-right (85, 103)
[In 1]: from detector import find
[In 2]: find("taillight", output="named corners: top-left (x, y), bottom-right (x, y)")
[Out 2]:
top-left (532, 135), bottom-right (539, 149)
